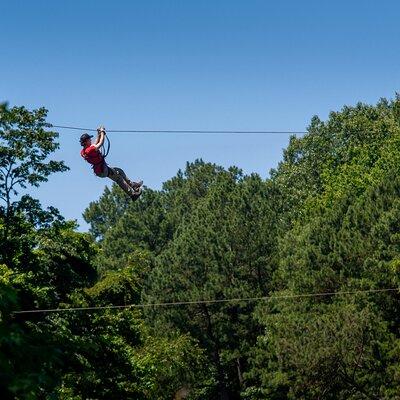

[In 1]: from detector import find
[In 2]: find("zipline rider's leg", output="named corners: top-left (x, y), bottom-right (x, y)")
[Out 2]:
top-left (112, 167), bottom-right (143, 190)
top-left (106, 166), bottom-right (142, 201)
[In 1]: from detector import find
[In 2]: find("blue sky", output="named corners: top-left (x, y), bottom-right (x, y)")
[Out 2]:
top-left (1, 0), bottom-right (400, 229)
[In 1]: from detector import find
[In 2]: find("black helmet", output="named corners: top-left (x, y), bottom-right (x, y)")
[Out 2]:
top-left (79, 133), bottom-right (93, 146)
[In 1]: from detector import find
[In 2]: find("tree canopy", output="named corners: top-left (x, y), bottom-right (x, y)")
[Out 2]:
top-left (2, 97), bottom-right (400, 399)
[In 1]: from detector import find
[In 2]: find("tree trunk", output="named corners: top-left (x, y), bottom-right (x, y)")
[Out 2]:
top-left (202, 304), bottom-right (230, 400)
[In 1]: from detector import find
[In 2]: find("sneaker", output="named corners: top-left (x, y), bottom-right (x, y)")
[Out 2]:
top-left (130, 188), bottom-right (142, 202)
top-left (129, 180), bottom-right (143, 190)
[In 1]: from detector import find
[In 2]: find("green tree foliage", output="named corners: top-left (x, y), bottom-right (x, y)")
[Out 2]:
top-left (0, 105), bottom-right (74, 398)
top-left (146, 168), bottom-right (278, 398)
top-left (0, 105), bottom-right (67, 214)
top-left (51, 263), bottom-right (208, 400)
top-left (0, 220), bottom-right (99, 399)
top-left (83, 185), bottom-right (131, 242)
top-left (270, 95), bottom-right (400, 221)
top-left (85, 160), bottom-right (281, 397)
top-left (0, 263), bottom-right (20, 398)
top-left (245, 302), bottom-right (399, 400)
top-left (3, 96), bottom-right (400, 399)
top-left (245, 173), bottom-right (400, 399)
top-left (86, 97), bottom-right (400, 399)
top-left (84, 160), bottom-right (232, 273)
top-left (0, 105), bottom-right (68, 267)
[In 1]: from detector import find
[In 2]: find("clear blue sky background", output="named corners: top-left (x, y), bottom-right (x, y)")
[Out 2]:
top-left (1, 0), bottom-right (400, 230)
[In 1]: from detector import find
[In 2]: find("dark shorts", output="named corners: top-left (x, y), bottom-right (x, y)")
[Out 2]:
top-left (95, 164), bottom-right (109, 178)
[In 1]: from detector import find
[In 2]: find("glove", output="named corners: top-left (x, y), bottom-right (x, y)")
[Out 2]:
top-left (97, 125), bottom-right (106, 134)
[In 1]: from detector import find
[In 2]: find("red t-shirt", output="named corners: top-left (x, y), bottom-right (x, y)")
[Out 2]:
top-left (80, 145), bottom-right (105, 175)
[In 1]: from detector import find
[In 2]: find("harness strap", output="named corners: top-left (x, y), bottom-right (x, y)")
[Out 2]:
top-left (96, 135), bottom-right (110, 173)
top-left (101, 135), bottom-right (111, 158)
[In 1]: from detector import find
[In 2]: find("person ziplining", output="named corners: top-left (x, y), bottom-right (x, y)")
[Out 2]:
top-left (80, 126), bottom-right (143, 201)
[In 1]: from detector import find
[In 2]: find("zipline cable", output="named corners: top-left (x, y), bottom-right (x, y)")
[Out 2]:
top-left (13, 287), bottom-right (398, 315)
top-left (50, 124), bottom-right (307, 135)
top-left (50, 124), bottom-right (400, 136)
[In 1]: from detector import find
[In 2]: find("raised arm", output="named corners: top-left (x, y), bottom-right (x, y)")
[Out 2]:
top-left (93, 126), bottom-right (106, 149)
